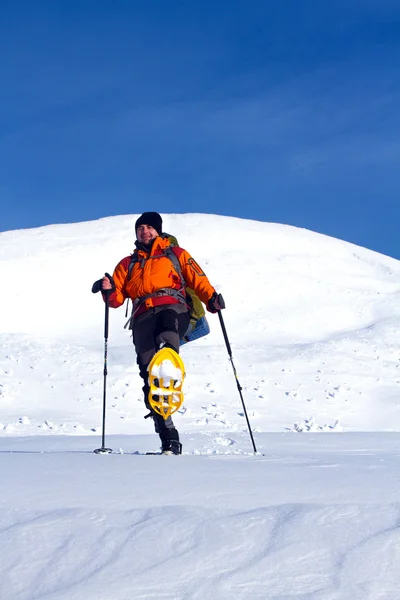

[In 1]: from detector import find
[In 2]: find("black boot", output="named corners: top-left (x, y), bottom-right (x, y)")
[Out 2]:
top-left (161, 440), bottom-right (182, 455)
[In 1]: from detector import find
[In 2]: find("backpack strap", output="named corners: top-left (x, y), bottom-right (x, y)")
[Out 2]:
top-left (123, 286), bottom-right (187, 329)
top-left (164, 246), bottom-right (186, 290)
top-left (127, 246), bottom-right (186, 289)
top-left (127, 252), bottom-right (140, 280)
top-left (124, 252), bottom-right (140, 319)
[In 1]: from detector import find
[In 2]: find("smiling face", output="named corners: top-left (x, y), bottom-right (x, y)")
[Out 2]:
top-left (136, 224), bottom-right (159, 245)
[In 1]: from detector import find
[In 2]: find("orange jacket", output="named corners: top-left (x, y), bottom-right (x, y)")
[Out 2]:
top-left (107, 236), bottom-right (216, 315)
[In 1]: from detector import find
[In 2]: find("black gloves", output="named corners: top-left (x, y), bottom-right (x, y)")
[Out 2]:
top-left (91, 279), bottom-right (102, 294)
top-left (91, 273), bottom-right (115, 294)
top-left (207, 292), bottom-right (225, 313)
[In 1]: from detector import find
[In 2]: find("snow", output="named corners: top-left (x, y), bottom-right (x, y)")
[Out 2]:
top-left (151, 358), bottom-right (183, 389)
top-left (1, 213), bottom-right (400, 599)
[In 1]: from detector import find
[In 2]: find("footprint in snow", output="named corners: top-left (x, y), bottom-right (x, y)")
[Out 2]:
top-left (224, 422), bottom-right (239, 431)
top-left (3, 424), bottom-right (16, 433)
top-left (204, 403), bottom-right (219, 413)
top-left (0, 368), bottom-right (12, 375)
top-left (211, 411), bottom-right (227, 420)
top-left (238, 410), bottom-right (260, 418)
top-left (40, 420), bottom-right (58, 430)
top-left (213, 437), bottom-right (235, 446)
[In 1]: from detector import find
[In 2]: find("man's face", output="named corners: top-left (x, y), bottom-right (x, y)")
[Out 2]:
top-left (137, 224), bottom-right (159, 245)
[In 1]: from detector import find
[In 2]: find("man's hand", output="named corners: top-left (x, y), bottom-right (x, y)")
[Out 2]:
top-left (207, 292), bottom-right (225, 313)
top-left (92, 273), bottom-right (115, 294)
top-left (101, 276), bottom-right (113, 290)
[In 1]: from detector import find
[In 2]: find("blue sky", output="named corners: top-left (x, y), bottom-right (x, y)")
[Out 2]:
top-left (1, 1), bottom-right (400, 259)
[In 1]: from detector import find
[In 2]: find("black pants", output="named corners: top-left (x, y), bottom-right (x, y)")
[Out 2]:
top-left (132, 305), bottom-right (190, 444)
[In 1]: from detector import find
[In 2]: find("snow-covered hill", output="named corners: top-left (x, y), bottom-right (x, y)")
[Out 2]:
top-left (1, 214), bottom-right (400, 600)
top-left (1, 213), bottom-right (400, 436)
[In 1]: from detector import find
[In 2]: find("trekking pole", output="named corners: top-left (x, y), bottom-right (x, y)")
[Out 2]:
top-left (218, 311), bottom-right (258, 454)
top-left (93, 288), bottom-right (113, 454)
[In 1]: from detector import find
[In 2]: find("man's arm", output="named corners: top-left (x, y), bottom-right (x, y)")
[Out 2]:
top-left (177, 248), bottom-right (221, 311)
top-left (92, 257), bottom-right (130, 309)
top-left (106, 258), bottom-right (130, 308)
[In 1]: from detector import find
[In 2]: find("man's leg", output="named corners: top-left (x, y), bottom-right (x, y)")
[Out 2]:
top-left (152, 308), bottom-right (189, 453)
top-left (154, 307), bottom-right (190, 352)
top-left (133, 308), bottom-right (189, 452)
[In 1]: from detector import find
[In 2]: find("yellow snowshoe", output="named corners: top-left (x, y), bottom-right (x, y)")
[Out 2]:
top-left (147, 347), bottom-right (185, 419)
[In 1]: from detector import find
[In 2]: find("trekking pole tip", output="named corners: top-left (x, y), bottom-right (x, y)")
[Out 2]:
top-left (94, 447), bottom-right (113, 454)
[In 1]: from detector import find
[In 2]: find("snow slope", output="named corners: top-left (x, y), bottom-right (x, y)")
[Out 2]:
top-left (1, 214), bottom-right (400, 599)
top-left (1, 213), bottom-right (400, 436)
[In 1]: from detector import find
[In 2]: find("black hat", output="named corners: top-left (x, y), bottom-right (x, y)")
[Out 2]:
top-left (135, 212), bottom-right (163, 236)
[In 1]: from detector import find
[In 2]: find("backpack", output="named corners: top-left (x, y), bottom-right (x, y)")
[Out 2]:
top-left (124, 233), bottom-right (208, 343)
top-left (160, 233), bottom-right (205, 321)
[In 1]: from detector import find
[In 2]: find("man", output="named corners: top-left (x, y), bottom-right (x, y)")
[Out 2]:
top-left (93, 212), bottom-right (224, 455)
